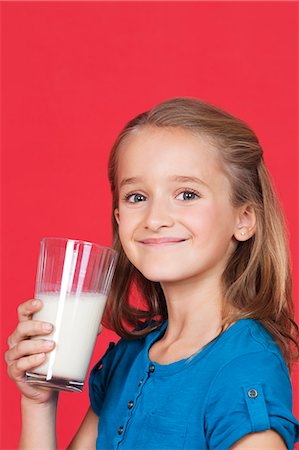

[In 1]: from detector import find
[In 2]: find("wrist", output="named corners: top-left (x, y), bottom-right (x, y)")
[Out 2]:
top-left (21, 391), bottom-right (59, 410)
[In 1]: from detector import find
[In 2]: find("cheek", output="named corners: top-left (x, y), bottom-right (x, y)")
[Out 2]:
top-left (186, 204), bottom-right (218, 231)
top-left (118, 205), bottom-right (144, 233)
top-left (187, 203), bottom-right (235, 239)
top-left (118, 227), bottom-right (134, 263)
top-left (117, 215), bottom-right (137, 252)
top-left (118, 224), bottom-right (129, 247)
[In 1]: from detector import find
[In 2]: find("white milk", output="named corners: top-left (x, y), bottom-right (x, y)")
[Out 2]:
top-left (32, 293), bottom-right (107, 381)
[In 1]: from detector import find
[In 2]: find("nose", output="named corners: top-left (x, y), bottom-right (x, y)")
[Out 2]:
top-left (143, 198), bottom-right (175, 231)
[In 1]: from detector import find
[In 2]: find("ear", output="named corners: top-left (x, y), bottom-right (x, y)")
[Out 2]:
top-left (234, 205), bottom-right (256, 242)
top-left (114, 208), bottom-right (120, 225)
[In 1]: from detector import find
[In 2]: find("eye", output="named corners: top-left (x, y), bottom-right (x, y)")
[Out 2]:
top-left (176, 190), bottom-right (199, 201)
top-left (125, 193), bottom-right (147, 203)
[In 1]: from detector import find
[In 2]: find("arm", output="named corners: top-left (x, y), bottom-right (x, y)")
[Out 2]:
top-left (67, 407), bottom-right (98, 450)
top-left (5, 299), bottom-right (100, 450)
top-left (230, 429), bottom-right (287, 449)
top-left (20, 399), bottom-right (99, 450)
top-left (4, 299), bottom-right (59, 449)
top-left (19, 394), bottom-right (59, 450)
top-left (204, 352), bottom-right (299, 449)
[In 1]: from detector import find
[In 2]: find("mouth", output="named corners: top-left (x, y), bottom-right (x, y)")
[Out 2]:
top-left (138, 237), bottom-right (188, 246)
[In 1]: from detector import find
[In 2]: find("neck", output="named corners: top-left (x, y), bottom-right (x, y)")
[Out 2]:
top-left (160, 275), bottom-right (225, 344)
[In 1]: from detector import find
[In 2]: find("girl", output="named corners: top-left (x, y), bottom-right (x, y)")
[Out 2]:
top-left (5, 97), bottom-right (299, 449)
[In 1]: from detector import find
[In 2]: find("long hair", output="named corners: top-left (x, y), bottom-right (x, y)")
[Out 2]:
top-left (103, 97), bottom-right (299, 371)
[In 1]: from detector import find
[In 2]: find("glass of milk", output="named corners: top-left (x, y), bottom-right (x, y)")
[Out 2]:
top-left (26, 237), bottom-right (118, 392)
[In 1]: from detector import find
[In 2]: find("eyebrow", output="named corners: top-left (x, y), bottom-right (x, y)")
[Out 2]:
top-left (119, 175), bottom-right (209, 189)
top-left (119, 177), bottom-right (142, 189)
top-left (169, 175), bottom-right (209, 187)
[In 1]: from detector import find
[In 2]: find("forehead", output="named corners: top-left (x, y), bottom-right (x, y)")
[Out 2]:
top-left (117, 126), bottom-right (224, 182)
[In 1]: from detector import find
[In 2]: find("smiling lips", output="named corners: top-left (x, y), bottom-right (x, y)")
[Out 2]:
top-left (139, 237), bottom-right (187, 246)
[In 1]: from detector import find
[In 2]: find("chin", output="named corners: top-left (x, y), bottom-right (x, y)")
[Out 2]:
top-left (139, 269), bottom-right (188, 284)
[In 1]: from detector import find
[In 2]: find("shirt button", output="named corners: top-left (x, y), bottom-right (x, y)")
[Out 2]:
top-left (128, 400), bottom-right (134, 409)
top-left (149, 364), bottom-right (155, 373)
top-left (139, 378), bottom-right (143, 386)
top-left (248, 388), bottom-right (258, 399)
top-left (118, 425), bottom-right (124, 435)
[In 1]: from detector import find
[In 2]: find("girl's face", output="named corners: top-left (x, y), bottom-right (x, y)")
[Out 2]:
top-left (114, 126), bottom-right (248, 285)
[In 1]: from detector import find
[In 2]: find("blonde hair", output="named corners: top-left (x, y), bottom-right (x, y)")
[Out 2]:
top-left (103, 97), bottom-right (299, 371)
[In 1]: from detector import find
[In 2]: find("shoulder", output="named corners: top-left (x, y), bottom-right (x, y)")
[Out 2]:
top-left (89, 320), bottom-right (164, 416)
top-left (207, 319), bottom-right (292, 403)
top-left (210, 319), bottom-right (289, 376)
top-left (203, 321), bottom-right (299, 449)
top-left (91, 320), bottom-right (164, 375)
top-left (206, 350), bottom-right (293, 409)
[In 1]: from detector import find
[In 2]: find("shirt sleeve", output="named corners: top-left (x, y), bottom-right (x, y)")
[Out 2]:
top-left (204, 351), bottom-right (299, 449)
top-left (88, 341), bottom-right (117, 416)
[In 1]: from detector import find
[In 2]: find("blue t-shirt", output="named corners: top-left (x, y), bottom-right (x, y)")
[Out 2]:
top-left (89, 318), bottom-right (299, 449)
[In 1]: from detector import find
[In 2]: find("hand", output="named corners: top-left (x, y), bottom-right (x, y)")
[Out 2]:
top-left (5, 299), bottom-right (57, 405)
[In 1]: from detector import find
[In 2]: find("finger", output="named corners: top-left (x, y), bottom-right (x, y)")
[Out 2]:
top-left (5, 339), bottom-right (55, 365)
top-left (17, 299), bottom-right (43, 323)
top-left (7, 353), bottom-right (47, 382)
top-left (7, 320), bottom-right (53, 349)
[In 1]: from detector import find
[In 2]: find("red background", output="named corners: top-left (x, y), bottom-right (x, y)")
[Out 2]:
top-left (1, 2), bottom-right (298, 449)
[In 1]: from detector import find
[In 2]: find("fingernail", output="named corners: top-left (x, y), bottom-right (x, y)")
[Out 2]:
top-left (35, 353), bottom-right (45, 360)
top-left (44, 340), bottom-right (54, 348)
top-left (32, 299), bottom-right (40, 307)
top-left (42, 323), bottom-right (53, 331)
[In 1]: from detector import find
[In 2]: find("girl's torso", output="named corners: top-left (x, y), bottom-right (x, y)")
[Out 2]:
top-left (89, 318), bottom-right (299, 450)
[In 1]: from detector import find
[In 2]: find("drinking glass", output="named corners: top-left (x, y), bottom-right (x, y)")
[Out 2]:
top-left (26, 237), bottom-right (118, 392)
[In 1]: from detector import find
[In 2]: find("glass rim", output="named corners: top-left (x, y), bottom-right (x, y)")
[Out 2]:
top-left (41, 237), bottom-right (118, 255)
